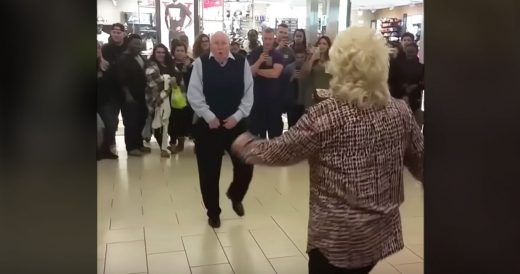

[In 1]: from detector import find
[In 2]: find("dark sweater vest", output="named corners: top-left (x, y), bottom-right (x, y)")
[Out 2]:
top-left (200, 53), bottom-right (245, 120)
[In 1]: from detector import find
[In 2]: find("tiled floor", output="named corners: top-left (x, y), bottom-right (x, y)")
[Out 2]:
top-left (98, 136), bottom-right (424, 274)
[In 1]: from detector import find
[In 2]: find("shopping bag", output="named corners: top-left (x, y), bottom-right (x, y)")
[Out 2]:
top-left (170, 85), bottom-right (187, 109)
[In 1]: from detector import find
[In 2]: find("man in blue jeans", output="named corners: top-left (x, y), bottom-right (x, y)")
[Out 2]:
top-left (248, 28), bottom-right (284, 139)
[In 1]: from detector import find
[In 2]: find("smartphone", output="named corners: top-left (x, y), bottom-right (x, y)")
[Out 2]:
top-left (265, 56), bottom-right (273, 67)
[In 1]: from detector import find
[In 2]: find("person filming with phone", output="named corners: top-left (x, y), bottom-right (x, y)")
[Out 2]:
top-left (274, 23), bottom-right (295, 65)
top-left (300, 36), bottom-right (333, 107)
top-left (248, 28), bottom-right (285, 139)
top-left (281, 47), bottom-right (308, 127)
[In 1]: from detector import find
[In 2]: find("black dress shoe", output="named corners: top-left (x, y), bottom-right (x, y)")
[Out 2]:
top-left (101, 150), bottom-right (119, 160)
top-left (226, 192), bottom-right (245, 217)
top-left (208, 217), bottom-right (221, 228)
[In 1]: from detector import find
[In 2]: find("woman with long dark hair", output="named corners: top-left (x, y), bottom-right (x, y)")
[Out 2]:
top-left (192, 33), bottom-right (210, 59)
top-left (290, 29), bottom-right (307, 52)
top-left (168, 41), bottom-right (195, 154)
top-left (299, 35), bottom-right (333, 107)
top-left (145, 43), bottom-right (175, 157)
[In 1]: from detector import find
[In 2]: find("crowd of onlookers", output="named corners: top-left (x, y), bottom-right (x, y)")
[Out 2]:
top-left (97, 23), bottom-right (425, 274)
top-left (97, 22), bottom-right (424, 160)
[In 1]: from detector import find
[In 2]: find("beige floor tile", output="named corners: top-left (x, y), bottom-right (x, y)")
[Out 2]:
top-left (191, 264), bottom-right (234, 274)
top-left (105, 241), bottom-right (147, 274)
top-left (400, 196), bottom-right (424, 218)
top-left (371, 262), bottom-right (401, 274)
top-left (183, 233), bottom-right (228, 267)
top-left (401, 217), bottom-right (424, 245)
top-left (98, 243), bottom-right (107, 260)
top-left (216, 214), bottom-right (278, 233)
top-left (223, 245), bottom-right (276, 274)
top-left (97, 259), bottom-right (105, 274)
top-left (394, 262), bottom-right (424, 274)
top-left (385, 248), bottom-right (424, 265)
top-left (269, 255), bottom-right (308, 274)
top-left (98, 136), bottom-right (424, 273)
top-left (271, 213), bottom-right (309, 255)
top-left (250, 227), bottom-right (301, 259)
top-left (406, 244), bottom-right (424, 259)
top-left (176, 207), bottom-right (208, 226)
top-left (98, 227), bottom-right (144, 244)
top-left (145, 225), bottom-right (185, 254)
top-left (109, 213), bottom-right (144, 230)
top-left (217, 229), bottom-right (258, 248)
top-left (142, 204), bottom-right (177, 225)
top-left (148, 251), bottom-right (190, 274)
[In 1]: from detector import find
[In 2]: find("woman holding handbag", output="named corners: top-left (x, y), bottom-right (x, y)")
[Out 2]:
top-left (169, 40), bottom-right (194, 154)
top-left (145, 44), bottom-right (176, 157)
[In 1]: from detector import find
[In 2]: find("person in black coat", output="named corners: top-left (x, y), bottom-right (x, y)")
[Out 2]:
top-left (117, 34), bottom-right (150, 156)
top-left (281, 47), bottom-right (307, 128)
top-left (98, 23), bottom-right (127, 159)
top-left (402, 43), bottom-right (424, 125)
top-left (388, 40), bottom-right (406, 99)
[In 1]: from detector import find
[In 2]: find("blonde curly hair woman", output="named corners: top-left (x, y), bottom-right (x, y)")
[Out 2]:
top-left (232, 26), bottom-right (424, 274)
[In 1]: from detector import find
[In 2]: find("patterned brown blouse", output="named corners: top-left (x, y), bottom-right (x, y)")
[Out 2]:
top-left (240, 97), bottom-right (424, 268)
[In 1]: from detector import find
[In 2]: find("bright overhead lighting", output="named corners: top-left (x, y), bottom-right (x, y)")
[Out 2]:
top-left (357, 10), bottom-right (364, 16)
top-left (410, 0), bottom-right (420, 6)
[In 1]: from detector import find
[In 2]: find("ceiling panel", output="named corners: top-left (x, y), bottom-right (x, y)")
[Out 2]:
top-left (352, 0), bottom-right (423, 10)
top-left (253, 0), bottom-right (423, 10)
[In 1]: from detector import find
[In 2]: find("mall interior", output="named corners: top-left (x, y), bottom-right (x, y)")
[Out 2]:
top-left (97, 0), bottom-right (425, 273)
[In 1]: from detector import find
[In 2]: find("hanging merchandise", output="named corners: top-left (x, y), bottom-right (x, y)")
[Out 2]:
top-left (380, 18), bottom-right (403, 41)
top-left (222, 0), bottom-right (253, 46)
top-left (204, 0), bottom-right (223, 8)
top-left (275, 18), bottom-right (298, 37)
top-left (160, 0), bottom-right (195, 50)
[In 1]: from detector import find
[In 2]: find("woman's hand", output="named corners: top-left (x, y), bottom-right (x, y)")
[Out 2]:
top-left (231, 132), bottom-right (256, 158)
top-left (311, 47), bottom-right (320, 61)
top-left (184, 57), bottom-right (191, 67)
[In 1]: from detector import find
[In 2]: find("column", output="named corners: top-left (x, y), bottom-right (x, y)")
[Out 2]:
top-left (325, 0), bottom-right (340, 40)
top-left (306, 0), bottom-right (319, 45)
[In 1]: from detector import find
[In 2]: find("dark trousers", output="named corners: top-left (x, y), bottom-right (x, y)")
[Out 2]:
top-left (250, 97), bottom-right (283, 139)
top-left (153, 127), bottom-right (166, 147)
top-left (98, 99), bottom-right (121, 153)
top-left (192, 119), bottom-right (254, 219)
top-left (308, 249), bottom-right (376, 274)
top-left (287, 104), bottom-right (305, 128)
top-left (168, 106), bottom-right (194, 141)
top-left (121, 99), bottom-right (148, 151)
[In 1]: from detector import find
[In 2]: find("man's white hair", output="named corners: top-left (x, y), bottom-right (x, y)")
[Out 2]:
top-left (327, 26), bottom-right (391, 108)
top-left (211, 31), bottom-right (230, 43)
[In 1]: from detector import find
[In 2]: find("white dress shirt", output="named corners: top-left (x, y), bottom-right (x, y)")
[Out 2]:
top-left (187, 51), bottom-right (254, 123)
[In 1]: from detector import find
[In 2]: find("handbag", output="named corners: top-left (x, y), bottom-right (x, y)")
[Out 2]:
top-left (170, 85), bottom-right (187, 109)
